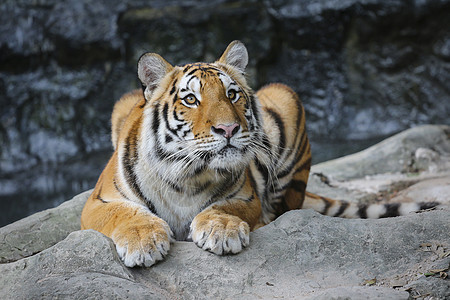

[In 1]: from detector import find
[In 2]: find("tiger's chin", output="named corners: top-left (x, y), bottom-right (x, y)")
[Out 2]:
top-left (208, 147), bottom-right (253, 171)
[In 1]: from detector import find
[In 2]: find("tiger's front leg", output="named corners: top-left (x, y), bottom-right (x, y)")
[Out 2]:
top-left (81, 196), bottom-right (173, 267)
top-left (189, 190), bottom-right (261, 255)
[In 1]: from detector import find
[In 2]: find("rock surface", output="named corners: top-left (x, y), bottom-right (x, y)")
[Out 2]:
top-left (0, 125), bottom-right (449, 299)
top-left (1, 0), bottom-right (450, 225)
top-left (1, 210), bottom-right (448, 299)
top-left (308, 125), bottom-right (450, 204)
top-left (0, 190), bottom-right (89, 264)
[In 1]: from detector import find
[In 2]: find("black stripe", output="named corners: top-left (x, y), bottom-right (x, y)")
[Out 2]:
top-left (162, 103), bottom-right (180, 137)
top-left (273, 177), bottom-right (306, 194)
top-left (122, 120), bottom-right (157, 215)
top-left (210, 173), bottom-right (240, 203)
top-left (264, 109), bottom-right (285, 155)
top-left (199, 173), bottom-right (246, 211)
top-left (180, 127), bottom-right (191, 138)
top-left (187, 69), bottom-right (197, 77)
top-left (380, 203), bottom-right (400, 218)
top-left (277, 133), bottom-right (310, 179)
top-left (151, 103), bottom-right (160, 135)
top-left (294, 130), bottom-right (309, 161)
top-left (96, 195), bottom-right (107, 203)
top-left (152, 105), bottom-right (175, 161)
top-left (321, 197), bottom-right (332, 215)
top-left (94, 183), bottom-right (107, 203)
top-left (164, 178), bottom-right (184, 193)
top-left (255, 159), bottom-right (270, 199)
top-left (245, 194), bottom-right (255, 202)
top-left (189, 180), bottom-right (212, 196)
top-left (113, 178), bottom-right (128, 200)
top-left (200, 66), bottom-right (221, 73)
top-left (292, 157), bottom-right (312, 176)
top-left (173, 108), bottom-right (183, 122)
top-left (333, 201), bottom-right (349, 217)
top-left (290, 179), bottom-right (307, 193)
top-left (255, 159), bottom-right (269, 185)
top-left (225, 177), bottom-right (247, 200)
top-left (419, 202), bottom-right (439, 210)
top-left (357, 204), bottom-right (368, 219)
top-left (250, 94), bottom-right (261, 125)
top-left (275, 196), bottom-right (290, 217)
top-left (114, 177), bottom-right (158, 215)
top-left (169, 79), bottom-right (177, 95)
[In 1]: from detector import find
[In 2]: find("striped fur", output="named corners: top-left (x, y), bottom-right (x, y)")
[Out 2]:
top-left (80, 41), bottom-right (437, 268)
top-left (303, 192), bottom-right (438, 219)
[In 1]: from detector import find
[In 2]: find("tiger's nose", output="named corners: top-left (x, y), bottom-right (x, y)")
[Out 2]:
top-left (211, 123), bottom-right (240, 139)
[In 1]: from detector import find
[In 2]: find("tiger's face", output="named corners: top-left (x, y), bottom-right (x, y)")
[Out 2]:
top-left (138, 42), bottom-right (265, 177)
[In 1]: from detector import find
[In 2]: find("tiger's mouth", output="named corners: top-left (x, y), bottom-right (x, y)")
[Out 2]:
top-left (219, 144), bottom-right (236, 151)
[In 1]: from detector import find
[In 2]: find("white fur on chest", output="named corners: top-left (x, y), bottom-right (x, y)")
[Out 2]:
top-left (134, 155), bottom-right (219, 240)
top-left (148, 185), bottom-right (210, 240)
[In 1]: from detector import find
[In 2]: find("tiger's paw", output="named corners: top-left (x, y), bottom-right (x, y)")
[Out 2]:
top-left (190, 212), bottom-right (250, 255)
top-left (111, 218), bottom-right (173, 267)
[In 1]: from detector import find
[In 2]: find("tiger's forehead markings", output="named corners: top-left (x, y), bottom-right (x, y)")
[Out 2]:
top-left (177, 63), bottom-right (237, 103)
top-left (218, 72), bottom-right (238, 90)
top-left (179, 74), bottom-right (202, 101)
top-left (178, 63), bottom-right (236, 92)
top-left (182, 63), bottom-right (223, 77)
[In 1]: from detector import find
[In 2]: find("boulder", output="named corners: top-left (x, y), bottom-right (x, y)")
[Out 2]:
top-left (0, 125), bottom-right (449, 299)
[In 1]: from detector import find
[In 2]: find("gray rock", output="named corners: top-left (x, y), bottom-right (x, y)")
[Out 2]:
top-left (0, 230), bottom-right (168, 300)
top-left (311, 125), bottom-right (450, 181)
top-left (301, 286), bottom-right (409, 300)
top-left (1, 209), bottom-right (448, 299)
top-left (0, 190), bottom-right (90, 263)
top-left (389, 176), bottom-right (450, 204)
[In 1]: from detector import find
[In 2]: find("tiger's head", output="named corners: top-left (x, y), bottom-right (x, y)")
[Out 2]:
top-left (137, 41), bottom-right (267, 179)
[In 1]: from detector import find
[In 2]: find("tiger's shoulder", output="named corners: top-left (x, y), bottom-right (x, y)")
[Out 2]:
top-left (256, 83), bottom-right (299, 102)
top-left (111, 89), bottom-right (145, 150)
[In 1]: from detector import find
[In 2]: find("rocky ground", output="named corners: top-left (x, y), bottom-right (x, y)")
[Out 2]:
top-left (0, 124), bottom-right (449, 299)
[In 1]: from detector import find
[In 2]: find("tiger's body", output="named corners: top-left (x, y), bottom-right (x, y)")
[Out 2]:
top-left (81, 41), bottom-right (437, 267)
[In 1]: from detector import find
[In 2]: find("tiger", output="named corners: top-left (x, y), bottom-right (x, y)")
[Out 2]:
top-left (80, 41), bottom-right (438, 267)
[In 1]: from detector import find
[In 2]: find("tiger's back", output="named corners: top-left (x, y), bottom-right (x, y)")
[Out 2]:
top-left (254, 83), bottom-right (311, 223)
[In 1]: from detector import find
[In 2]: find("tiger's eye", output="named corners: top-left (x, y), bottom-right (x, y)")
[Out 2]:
top-left (183, 94), bottom-right (198, 105)
top-left (228, 90), bottom-right (237, 101)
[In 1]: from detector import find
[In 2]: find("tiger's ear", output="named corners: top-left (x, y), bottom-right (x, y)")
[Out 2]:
top-left (138, 53), bottom-right (173, 100)
top-left (217, 40), bottom-right (248, 73)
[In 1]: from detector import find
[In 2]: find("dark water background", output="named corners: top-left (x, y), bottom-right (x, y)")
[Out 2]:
top-left (1, 0), bottom-right (449, 226)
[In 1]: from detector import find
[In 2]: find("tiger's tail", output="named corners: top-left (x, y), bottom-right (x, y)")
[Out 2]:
top-left (303, 192), bottom-right (439, 219)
